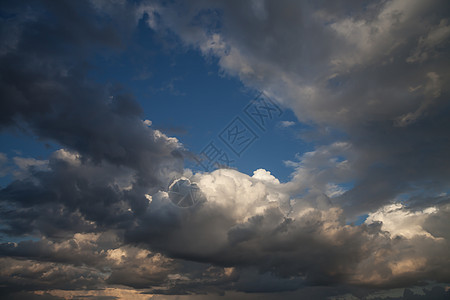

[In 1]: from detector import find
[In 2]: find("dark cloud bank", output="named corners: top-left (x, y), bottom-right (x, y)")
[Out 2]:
top-left (0, 0), bottom-right (449, 299)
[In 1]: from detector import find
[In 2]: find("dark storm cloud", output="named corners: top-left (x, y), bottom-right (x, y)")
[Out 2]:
top-left (0, 0), bottom-right (183, 187)
top-left (124, 169), bottom-right (450, 291)
top-left (0, 149), bottom-right (164, 238)
top-left (0, 0), bottom-right (184, 296)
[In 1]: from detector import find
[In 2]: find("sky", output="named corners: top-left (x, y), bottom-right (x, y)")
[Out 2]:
top-left (0, 0), bottom-right (449, 299)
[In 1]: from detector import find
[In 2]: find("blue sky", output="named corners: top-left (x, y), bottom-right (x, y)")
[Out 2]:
top-left (84, 16), bottom-right (312, 183)
top-left (0, 15), bottom-right (308, 187)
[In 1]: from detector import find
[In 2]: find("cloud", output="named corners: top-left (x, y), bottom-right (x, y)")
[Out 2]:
top-left (0, 0), bottom-right (449, 298)
top-left (0, 153), bottom-right (8, 177)
top-left (278, 120), bottom-right (295, 128)
top-left (365, 203), bottom-right (439, 239)
top-left (149, 0), bottom-right (450, 217)
top-left (124, 168), bottom-right (450, 289)
top-left (0, 0), bottom-right (184, 190)
top-left (407, 19), bottom-right (450, 63)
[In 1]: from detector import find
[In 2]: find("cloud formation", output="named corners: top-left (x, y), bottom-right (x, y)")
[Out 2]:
top-left (0, 0), bottom-right (449, 299)
top-left (148, 0), bottom-right (450, 215)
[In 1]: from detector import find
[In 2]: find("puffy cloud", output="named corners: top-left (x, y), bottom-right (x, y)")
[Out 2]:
top-left (365, 203), bottom-right (439, 239)
top-left (2, 158), bottom-right (450, 296)
top-left (124, 168), bottom-right (450, 290)
top-left (195, 168), bottom-right (287, 221)
top-left (147, 0), bottom-right (450, 218)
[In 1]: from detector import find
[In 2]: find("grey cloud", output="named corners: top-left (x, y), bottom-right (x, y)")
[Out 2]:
top-left (0, 232), bottom-right (242, 297)
top-left (0, 152), bottom-right (9, 178)
top-left (0, 0), bottom-right (184, 240)
top-left (0, 0), bottom-right (183, 188)
top-left (0, 1), bottom-right (185, 294)
top-left (0, 256), bottom-right (106, 296)
top-left (130, 0), bottom-right (450, 292)
top-left (0, 152), bottom-right (136, 237)
top-left (124, 170), bottom-right (450, 290)
top-left (147, 0), bottom-right (450, 217)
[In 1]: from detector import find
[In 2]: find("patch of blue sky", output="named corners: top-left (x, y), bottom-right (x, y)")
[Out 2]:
top-left (0, 223), bottom-right (41, 244)
top-left (0, 132), bottom-right (56, 188)
top-left (85, 16), bottom-right (311, 182)
top-left (0, 12), bottom-right (313, 185)
top-left (351, 214), bottom-right (369, 226)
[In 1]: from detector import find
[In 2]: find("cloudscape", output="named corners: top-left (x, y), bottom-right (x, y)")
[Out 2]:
top-left (0, 1), bottom-right (449, 299)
